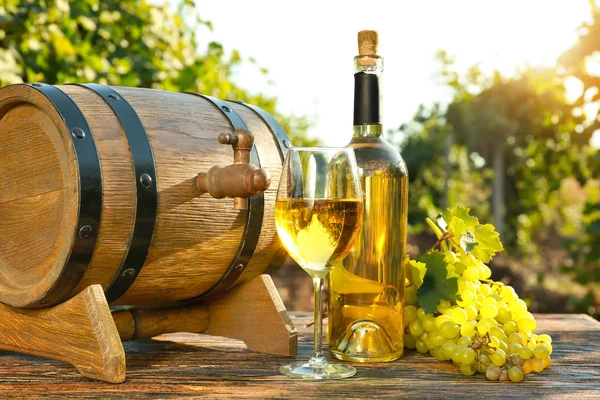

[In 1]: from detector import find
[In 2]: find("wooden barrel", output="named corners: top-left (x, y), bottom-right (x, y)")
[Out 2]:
top-left (0, 83), bottom-right (290, 308)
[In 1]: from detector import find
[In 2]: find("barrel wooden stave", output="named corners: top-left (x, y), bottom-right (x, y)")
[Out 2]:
top-left (62, 85), bottom-right (137, 296)
top-left (229, 102), bottom-right (287, 286)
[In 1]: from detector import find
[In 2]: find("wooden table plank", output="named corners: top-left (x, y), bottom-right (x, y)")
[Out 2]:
top-left (0, 313), bottom-right (599, 399)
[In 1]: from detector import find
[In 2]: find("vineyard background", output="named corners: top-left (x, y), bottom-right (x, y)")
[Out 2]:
top-left (1, 0), bottom-right (598, 317)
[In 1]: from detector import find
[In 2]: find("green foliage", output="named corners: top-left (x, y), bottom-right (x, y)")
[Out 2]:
top-left (391, 104), bottom-right (492, 233)
top-left (559, 2), bottom-right (600, 143)
top-left (407, 258), bottom-right (427, 289)
top-left (415, 251), bottom-right (458, 313)
top-left (441, 207), bottom-right (504, 263)
top-left (556, 3), bottom-right (600, 284)
top-left (399, 50), bottom-right (596, 256)
top-left (0, 0), bottom-right (314, 145)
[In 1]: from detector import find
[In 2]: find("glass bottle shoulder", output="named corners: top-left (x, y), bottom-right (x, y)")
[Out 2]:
top-left (347, 136), bottom-right (408, 178)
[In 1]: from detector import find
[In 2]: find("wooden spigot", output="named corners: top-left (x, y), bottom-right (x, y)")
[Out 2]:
top-left (197, 129), bottom-right (271, 210)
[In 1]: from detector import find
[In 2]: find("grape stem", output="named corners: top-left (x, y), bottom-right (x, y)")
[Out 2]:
top-left (426, 217), bottom-right (444, 239)
top-left (427, 232), bottom-right (454, 253)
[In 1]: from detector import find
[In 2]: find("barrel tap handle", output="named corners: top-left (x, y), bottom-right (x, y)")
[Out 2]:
top-left (196, 129), bottom-right (271, 210)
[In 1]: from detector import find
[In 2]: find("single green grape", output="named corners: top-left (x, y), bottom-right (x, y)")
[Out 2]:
top-left (457, 335), bottom-right (473, 347)
top-left (538, 341), bottom-right (553, 355)
top-left (489, 327), bottom-right (507, 341)
top-left (502, 321), bottom-right (518, 335)
top-left (463, 268), bottom-right (479, 281)
top-left (481, 296), bottom-right (497, 306)
top-left (437, 299), bottom-right (452, 314)
top-left (440, 321), bottom-right (460, 339)
top-left (459, 348), bottom-right (477, 365)
top-left (508, 332), bottom-right (524, 345)
top-left (480, 303), bottom-right (498, 319)
top-left (415, 339), bottom-right (428, 354)
top-left (431, 331), bottom-right (447, 347)
top-left (500, 286), bottom-right (517, 303)
top-left (488, 336), bottom-right (501, 349)
top-left (508, 342), bottom-right (523, 355)
top-left (404, 305), bottom-right (418, 325)
top-left (409, 319), bottom-right (424, 337)
top-left (508, 366), bottom-right (524, 382)
top-left (450, 307), bottom-right (468, 325)
top-left (451, 347), bottom-right (463, 363)
top-left (480, 264), bottom-right (492, 279)
top-left (496, 307), bottom-right (512, 324)
top-left (460, 363), bottom-right (476, 376)
top-left (460, 321), bottom-right (477, 337)
top-left (533, 345), bottom-right (550, 359)
top-left (480, 284), bottom-right (492, 297)
top-left (537, 334), bottom-right (552, 344)
top-left (423, 314), bottom-right (437, 332)
top-left (441, 341), bottom-right (457, 360)
top-left (464, 306), bottom-right (478, 321)
top-left (476, 320), bottom-right (491, 335)
top-left (518, 346), bottom-right (533, 360)
top-left (517, 316), bottom-right (537, 333)
top-left (490, 349), bottom-right (507, 366)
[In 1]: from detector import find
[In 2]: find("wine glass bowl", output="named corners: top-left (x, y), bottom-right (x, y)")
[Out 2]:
top-left (275, 147), bottom-right (363, 379)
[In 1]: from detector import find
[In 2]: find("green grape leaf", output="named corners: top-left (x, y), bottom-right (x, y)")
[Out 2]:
top-left (442, 207), bottom-right (504, 262)
top-left (407, 259), bottom-right (427, 288)
top-left (443, 206), bottom-right (479, 231)
top-left (470, 224), bottom-right (504, 262)
top-left (449, 216), bottom-right (468, 237)
top-left (416, 251), bottom-right (459, 313)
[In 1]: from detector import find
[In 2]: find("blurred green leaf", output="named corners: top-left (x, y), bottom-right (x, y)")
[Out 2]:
top-left (0, 0), bottom-right (315, 148)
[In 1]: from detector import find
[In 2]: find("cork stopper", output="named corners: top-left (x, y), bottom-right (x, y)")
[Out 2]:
top-left (357, 30), bottom-right (379, 66)
top-left (358, 30), bottom-right (379, 56)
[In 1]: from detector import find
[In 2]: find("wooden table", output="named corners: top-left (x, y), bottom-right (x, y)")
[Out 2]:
top-left (0, 313), bottom-right (599, 399)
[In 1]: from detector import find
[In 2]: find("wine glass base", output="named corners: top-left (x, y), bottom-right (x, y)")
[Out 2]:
top-left (280, 357), bottom-right (357, 380)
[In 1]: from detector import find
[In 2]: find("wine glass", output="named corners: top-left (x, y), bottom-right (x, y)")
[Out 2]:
top-left (275, 147), bottom-right (363, 379)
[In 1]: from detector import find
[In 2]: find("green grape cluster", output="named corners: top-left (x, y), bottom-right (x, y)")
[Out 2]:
top-left (404, 209), bottom-right (553, 382)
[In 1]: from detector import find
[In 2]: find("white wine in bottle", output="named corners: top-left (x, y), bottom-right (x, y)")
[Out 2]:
top-left (328, 30), bottom-right (409, 362)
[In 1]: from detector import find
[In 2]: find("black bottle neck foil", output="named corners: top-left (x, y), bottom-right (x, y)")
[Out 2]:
top-left (353, 72), bottom-right (381, 126)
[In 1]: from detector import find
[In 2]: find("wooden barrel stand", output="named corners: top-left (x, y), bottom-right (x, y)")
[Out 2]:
top-left (0, 83), bottom-right (297, 383)
top-left (0, 275), bottom-right (297, 383)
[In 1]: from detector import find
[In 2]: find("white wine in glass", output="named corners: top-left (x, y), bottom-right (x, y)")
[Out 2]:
top-left (275, 147), bottom-right (363, 379)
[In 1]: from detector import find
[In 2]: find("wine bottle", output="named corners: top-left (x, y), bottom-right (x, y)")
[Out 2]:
top-left (328, 30), bottom-right (409, 362)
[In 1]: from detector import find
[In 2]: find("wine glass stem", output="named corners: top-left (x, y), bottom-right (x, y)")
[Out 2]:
top-left (312, 277), bottom-right (324, 360)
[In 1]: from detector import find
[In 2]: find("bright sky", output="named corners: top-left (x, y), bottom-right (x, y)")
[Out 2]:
top-left (191, 0), bottom-right (593, 146)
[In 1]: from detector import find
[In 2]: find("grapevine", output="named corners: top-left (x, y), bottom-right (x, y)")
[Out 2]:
top-left (404, 207), bottom-right (553, 382)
